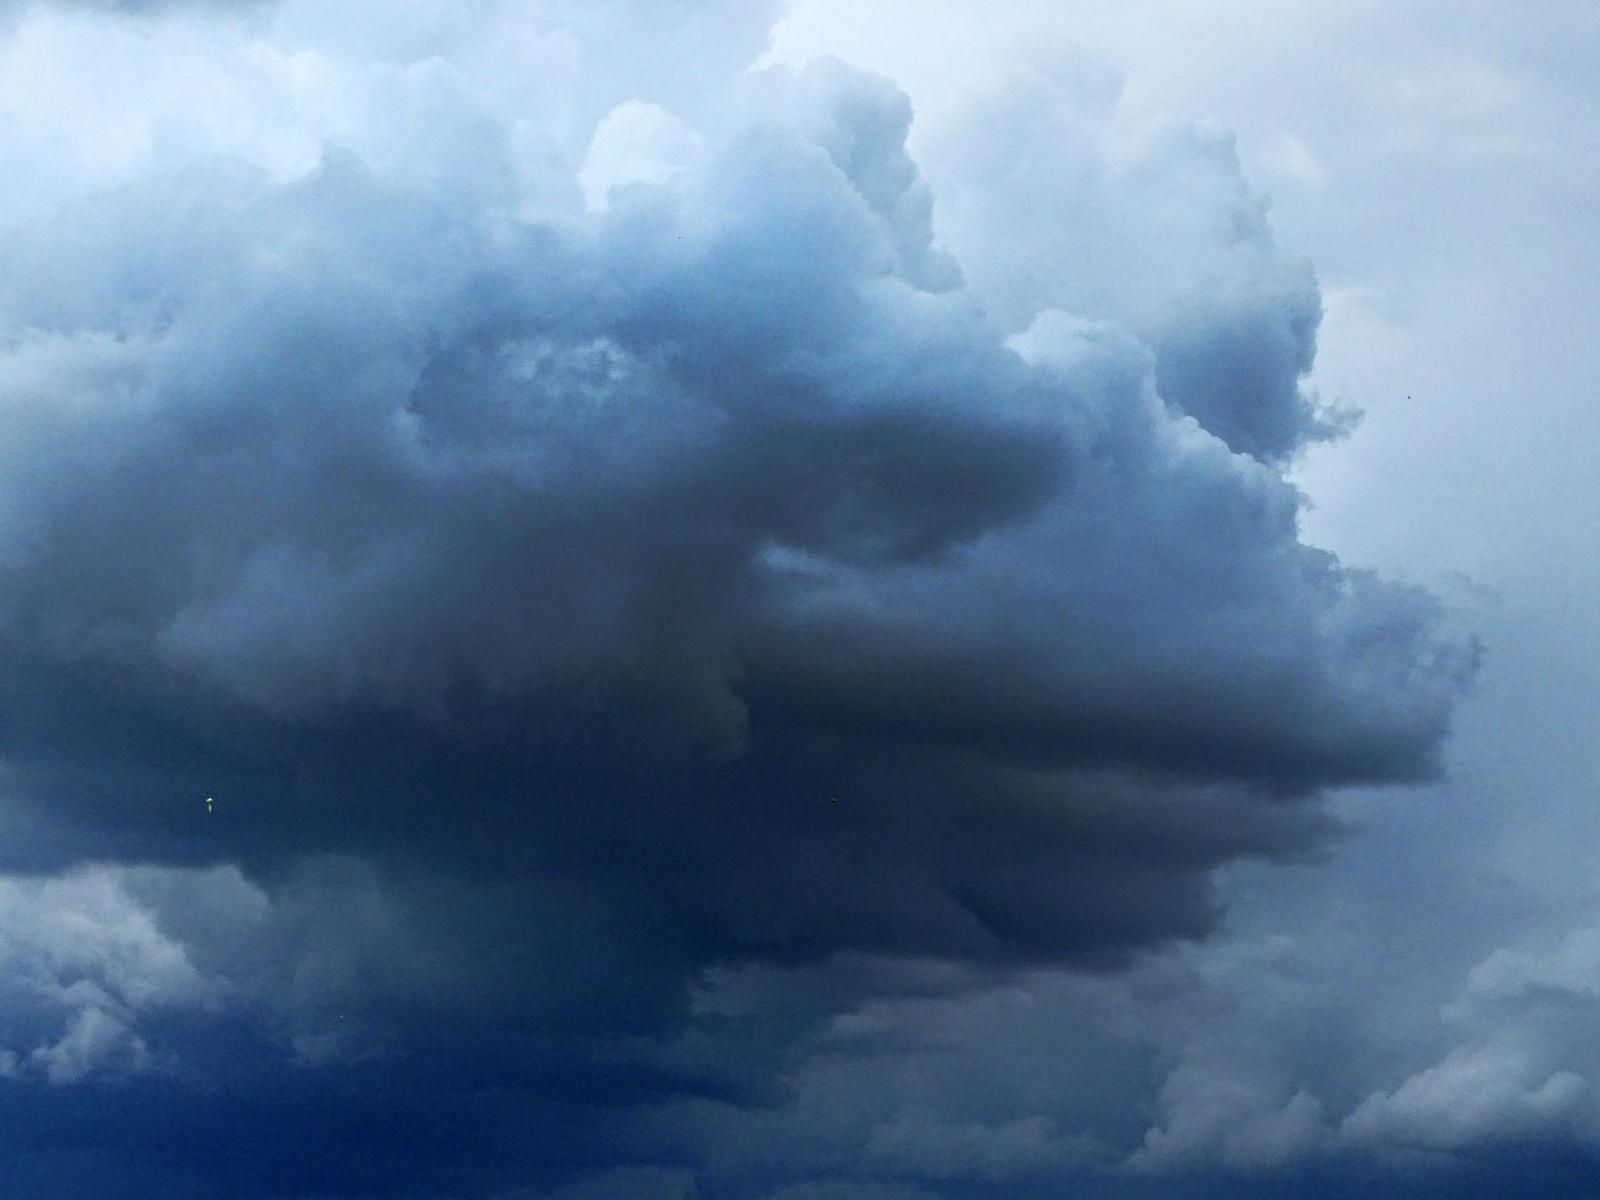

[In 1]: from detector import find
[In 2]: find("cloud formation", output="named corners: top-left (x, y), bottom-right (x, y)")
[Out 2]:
top-left (922, 49), bottom-right (1343, 460)
top-left (0, 1), bottom-right (1483, 1195)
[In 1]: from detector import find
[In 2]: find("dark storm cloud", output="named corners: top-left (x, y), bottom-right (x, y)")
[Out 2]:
top-left (0, 3), bottom-right (1482, 1195)
top-left (0, 55), bottom-right (1469, 962)
top-left (0, 15), bottom-right (1475, 964)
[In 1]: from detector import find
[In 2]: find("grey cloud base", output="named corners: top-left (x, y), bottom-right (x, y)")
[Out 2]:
top-left (0, 3), bottom-right (1482, 1197)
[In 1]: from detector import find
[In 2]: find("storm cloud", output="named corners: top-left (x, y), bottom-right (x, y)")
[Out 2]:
top-left (0, 1), bottom-right (1489, 1196)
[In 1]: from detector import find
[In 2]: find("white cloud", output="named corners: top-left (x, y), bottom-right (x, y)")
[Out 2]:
top-left (0, 866), bottom-right (227, 1083)
top-left (580, 100), bottom-right (703, 211)
top-left (1342, 1045), bottom-right (1589, 1152)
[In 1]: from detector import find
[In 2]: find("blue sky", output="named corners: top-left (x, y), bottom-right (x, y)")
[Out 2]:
top-left (0, 2), bottom-right (1596, 1196)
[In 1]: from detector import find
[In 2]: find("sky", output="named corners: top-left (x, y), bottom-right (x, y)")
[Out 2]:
top-left (0, 1), bottom-right (1595, 1197)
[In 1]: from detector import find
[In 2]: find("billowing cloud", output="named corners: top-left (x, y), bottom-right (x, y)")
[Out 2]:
top-left (0, 0), bottom-right (1484, 1196)
top-left (920, 47), bottom-right (1345, 461)
top-left (0, 867), bottom-right (218, 1083)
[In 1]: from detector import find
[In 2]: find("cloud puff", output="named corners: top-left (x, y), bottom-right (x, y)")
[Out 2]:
top-left (922, 47), bottom-right (1346, 460)
top-left (0, 866), bottom-right (225, 1084)
top-left (1334, 914), bottom-right (1600, 1158)
top-left (1342, 1044), bottom-right (1588, 1153)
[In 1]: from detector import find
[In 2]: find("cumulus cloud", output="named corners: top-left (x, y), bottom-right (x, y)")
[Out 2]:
top-left (1342, 1044), bottom-right (1588, 1153)
top-left (1335, 913), bottom-right (1600, 1157)
top-left (0, 866), bottom-right (221, 1083)
top-left (0, 0), bottom-right (1483, 1195)
top-left (0, 0), bottom-right (1469, 962)
top-left (922, 46), bottom-right (1347, 460)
